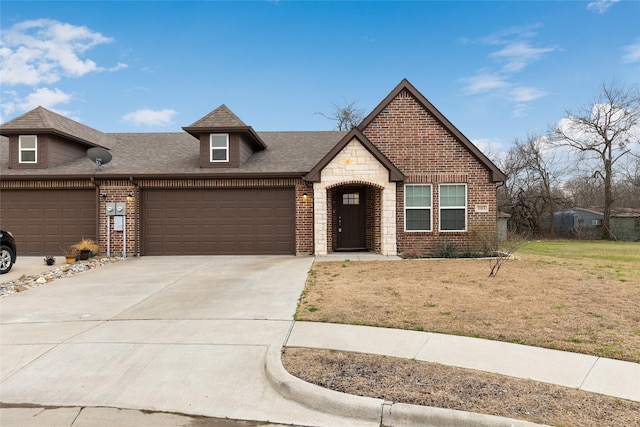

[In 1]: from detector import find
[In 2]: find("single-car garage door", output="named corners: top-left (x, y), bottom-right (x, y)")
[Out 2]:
top-left (0, 189), bottom-right (97, 255)
top-left (143, 188), bottom-right (295, 255)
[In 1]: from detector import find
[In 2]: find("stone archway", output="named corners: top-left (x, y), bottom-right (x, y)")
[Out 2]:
top-left (326, 182), bottom-right (383, 253)
top-left (311, 137), bottom-right (398, 256)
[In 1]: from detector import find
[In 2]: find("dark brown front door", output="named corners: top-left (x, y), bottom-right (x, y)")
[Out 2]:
top-left (336, 187), bottom-right (366, 250)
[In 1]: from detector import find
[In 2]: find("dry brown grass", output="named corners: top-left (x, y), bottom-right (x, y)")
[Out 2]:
top-left (288, 245), bottom-right (640, 426)
top-left (296, 252), bottom-right (640, 362)
top-left (282, 348), bottom-right (640, 427)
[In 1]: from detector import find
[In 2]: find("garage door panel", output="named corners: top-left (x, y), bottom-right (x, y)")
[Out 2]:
top-left (0, 189), bottom-right (96, 255)
top-left (143, 188), bottom-right (295, 255)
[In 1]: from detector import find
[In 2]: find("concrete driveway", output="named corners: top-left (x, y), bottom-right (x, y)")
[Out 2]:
top-left (0, 256), bottom-right (368, 427)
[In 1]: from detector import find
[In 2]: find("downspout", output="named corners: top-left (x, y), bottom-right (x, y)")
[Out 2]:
top-left (91, 177), bottom-right (103, 255)
top-left (129, 177), bottom-right (140, 256)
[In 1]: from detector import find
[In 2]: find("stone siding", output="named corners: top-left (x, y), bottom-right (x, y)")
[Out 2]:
top-left (313, 138), bottom-right (397, 256)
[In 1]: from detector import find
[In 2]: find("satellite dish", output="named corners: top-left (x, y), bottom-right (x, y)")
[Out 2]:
top-left (87, 147), bottom-right (112, 172)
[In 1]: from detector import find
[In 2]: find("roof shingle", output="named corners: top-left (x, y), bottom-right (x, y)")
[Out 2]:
top-left (0, 106), bottom-right (114, 149)
top-left (186, 104), bottom-right (247, 128)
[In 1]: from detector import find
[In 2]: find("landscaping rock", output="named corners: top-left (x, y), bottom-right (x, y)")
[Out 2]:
top-left (0, 257), bottom-right (123, 297)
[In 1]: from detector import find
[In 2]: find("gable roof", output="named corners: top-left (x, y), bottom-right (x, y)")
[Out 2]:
top-left (359, 79), bottom-right (506, 182)
top-left (182, 104), bottom-right (267, 150)
top-left (305, 127), bottom-right (405, 182)
top-left (185, 104), bottom-right (247, 128)
top-left (0, 106), bottom-right (114, 149)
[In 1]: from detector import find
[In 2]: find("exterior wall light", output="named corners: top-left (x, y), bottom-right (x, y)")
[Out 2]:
top-left (126, 193), bottom-right (134, 203)
top-left (302, 192), bottom-right (309, 201)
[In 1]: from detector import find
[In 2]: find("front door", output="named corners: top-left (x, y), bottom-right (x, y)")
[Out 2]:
top-left (336, 187), bottom-right (366, 250)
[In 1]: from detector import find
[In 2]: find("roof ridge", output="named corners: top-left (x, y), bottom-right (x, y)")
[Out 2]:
top-left (185, 104), bottom-right (248, 128)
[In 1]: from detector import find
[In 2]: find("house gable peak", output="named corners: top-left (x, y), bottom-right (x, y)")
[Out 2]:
top-left (185, 104), bottom-right (248, 128)
top-left (0, 106), bottom-right (113, 149)
top-left (305, 127), bottom-right (404, 182)
top-left (358, 79), bottom-right (506, 183)
top-left (182, 104), bottom-right (266, 150)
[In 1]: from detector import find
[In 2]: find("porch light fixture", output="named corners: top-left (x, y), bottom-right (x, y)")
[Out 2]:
top-left (302, 192), bottom-right (309, 201)
top-left (100, 194), bottom-right (107, 201)
top-left (126, 193), bottom-right (134, 203)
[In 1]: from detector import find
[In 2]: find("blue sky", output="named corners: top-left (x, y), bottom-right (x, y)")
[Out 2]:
top-left (1, 0), bottom-right (639, 156)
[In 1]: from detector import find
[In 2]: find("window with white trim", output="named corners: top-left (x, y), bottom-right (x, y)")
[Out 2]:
top-left (210, 134), bottom-right (229, 162)
top-left (439, 184), bottom-right (467, 231)
top-left (404, 184), bottom-right (432, 231)
top-left (19, 135), bottom-right (37, 163)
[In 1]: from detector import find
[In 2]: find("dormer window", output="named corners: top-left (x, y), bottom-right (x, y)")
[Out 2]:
top-left (19, 135), bottom-right (37, 163)
top-left (210, 134), bottom-right (229, 162)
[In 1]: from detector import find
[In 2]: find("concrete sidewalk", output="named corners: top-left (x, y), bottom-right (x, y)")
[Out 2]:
top-left (286, 322), bottom-right (640, 403)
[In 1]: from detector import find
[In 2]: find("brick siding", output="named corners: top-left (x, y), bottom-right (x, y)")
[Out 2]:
top-left (362, 89), bottom-right (498, 256)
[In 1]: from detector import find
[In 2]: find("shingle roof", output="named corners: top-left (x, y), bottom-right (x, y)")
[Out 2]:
top-left (186, 104), bottom-right (247, 128)
top-left (0, 131), bottom-right (347, 177)
top-left (182, 104), bottom-right (267, 150)
top-left (0, 106), bottom-right (114, 149)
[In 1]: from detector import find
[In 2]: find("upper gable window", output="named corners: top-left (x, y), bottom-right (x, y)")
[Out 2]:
top-left (210, 134), bottom-right (229, 162)
top-left (19, 135), bottom-right (38, 163)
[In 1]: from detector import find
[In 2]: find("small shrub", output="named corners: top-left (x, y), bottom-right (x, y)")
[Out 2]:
top-left (71, 238), bottom-right (99, 254)
top-left (434, 241), bottom-right (459, 258)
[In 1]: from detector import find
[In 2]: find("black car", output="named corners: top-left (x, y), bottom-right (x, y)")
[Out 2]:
top-left (0, 230), bottom-right (17, 274)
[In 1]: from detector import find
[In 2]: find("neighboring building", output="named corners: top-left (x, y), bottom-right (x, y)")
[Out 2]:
top-left (554, 208), bottom-right (604, 239)
top-left (611, 209), bottom-right (640, 242)
top-left (0, 79), bottom-right (506, 257)
top-left (554, 207), bottom-right (640, 241)
top-left (497, 211), bottom-right (511, 241)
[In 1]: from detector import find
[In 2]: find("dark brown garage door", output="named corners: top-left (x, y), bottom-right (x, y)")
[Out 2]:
top-left (143, 188), bottom-right (295, 255)
top-left (0, 189), bottom-right (97, 255)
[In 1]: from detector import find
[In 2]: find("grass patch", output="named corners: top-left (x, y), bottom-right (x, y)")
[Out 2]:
top-left (296, 240), bottom-right (640, 363)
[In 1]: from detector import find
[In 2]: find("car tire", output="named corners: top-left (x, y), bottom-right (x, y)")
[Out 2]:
top-left (0, 245), bottom-right (14, 274)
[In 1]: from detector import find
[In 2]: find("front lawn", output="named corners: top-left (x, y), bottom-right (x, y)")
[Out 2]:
top-left (295, 240), bottom-right (640, 362)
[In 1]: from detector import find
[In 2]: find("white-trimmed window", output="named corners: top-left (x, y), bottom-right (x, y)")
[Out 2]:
top-left (210, 134), bottom-right (229, 162)
top-left (405, 184), bottom-right (432, 231)
top-left (19, 135), bottom-right (37, 163)
top-left (439, 184), bottom-right (467, 232)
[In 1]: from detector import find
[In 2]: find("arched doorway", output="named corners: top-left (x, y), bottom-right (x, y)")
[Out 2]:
top-left (327, 183), bottom-right (382, 253)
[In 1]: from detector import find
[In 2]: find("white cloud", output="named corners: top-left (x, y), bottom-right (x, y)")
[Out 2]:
top-left (0, 19), bottom-right (125, 85)
top-left (479, 24), bottom-right (544, 46)
top-left (490, 41), bottom-right (558, 73)
top-left (587, 0), bottom-right (620, 14)
top-left (122, 109), bottom-right (177, 127)
top-left (20, 87), bottom-right (72, 110)
top-left (459, 25), bottom-right (555, 113)
top-left (1, 87), bottom-right (73, 117)
top-left (471, 137), bottom-right (505, 163)
top-left (460, 73), bottom-right (510, 95)
top-left (510, 86), bottom-right (547, 103)
top-left (622, 39), bottom-right (640, 63)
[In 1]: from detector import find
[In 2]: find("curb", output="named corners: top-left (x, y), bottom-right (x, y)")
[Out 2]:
top-left (265, 346), bottom-right (549, 427)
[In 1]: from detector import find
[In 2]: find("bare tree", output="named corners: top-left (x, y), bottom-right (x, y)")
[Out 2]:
top-left (514, 134), bottom-right (568, 236)
top-left (563, 175), bottom-right (604, 207)
top-left (499, 134), bottom-right (568, 236)
top-left (316, 99), bottom-right (365, 131)
top-left (552, 82), bottom-right (640, 239)
top-left (620, 157), bottom-right (640, 207)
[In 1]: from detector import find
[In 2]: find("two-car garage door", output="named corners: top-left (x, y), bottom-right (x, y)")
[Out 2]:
top-left (142, 188), bottom-right (295, 255)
